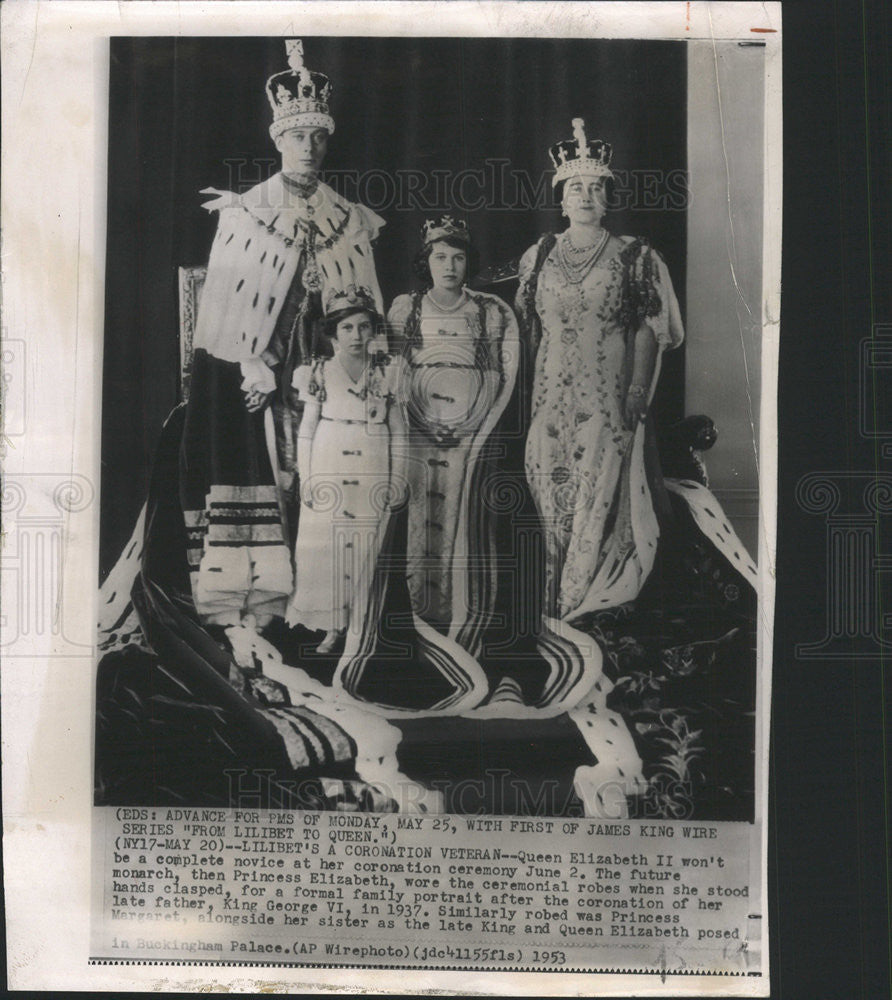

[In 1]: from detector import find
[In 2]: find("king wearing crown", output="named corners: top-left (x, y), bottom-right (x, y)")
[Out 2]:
top-left (180, 40), bottom-right (385, 627)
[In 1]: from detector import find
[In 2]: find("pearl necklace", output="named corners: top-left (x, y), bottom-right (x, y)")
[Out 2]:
top-left (426, 288), bottom-right (468, 313)
top-left (555, 228), bottom-right (610, 284)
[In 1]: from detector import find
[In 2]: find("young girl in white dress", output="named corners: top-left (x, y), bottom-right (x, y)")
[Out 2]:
top-left (286, 286), bottom-right (408, 653)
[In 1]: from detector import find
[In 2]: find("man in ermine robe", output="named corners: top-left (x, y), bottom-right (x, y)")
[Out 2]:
top-left (180, 39), bottom-right (384, 626)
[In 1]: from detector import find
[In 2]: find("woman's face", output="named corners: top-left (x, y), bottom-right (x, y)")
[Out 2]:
top-left (562, 175), bottom-right (609, 224)
top-left (332, 311), bottom-right (374, 357)
top-left (427, 242), bottom-right (468, 292)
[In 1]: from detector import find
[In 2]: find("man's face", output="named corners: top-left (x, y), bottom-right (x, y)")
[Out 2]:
top-left (276, 128), bottom-right (329, 178)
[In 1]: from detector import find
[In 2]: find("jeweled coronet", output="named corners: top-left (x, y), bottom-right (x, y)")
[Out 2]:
top-left (324, 283), bottom-right (377, 317)
top-left (422, 215), bottom-right (471, 246)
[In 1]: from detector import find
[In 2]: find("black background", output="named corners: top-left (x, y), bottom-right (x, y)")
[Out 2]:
top-left (91, 2), bottom-right (892, 997)
top-left (101, 35), bottom-right (687, 577)
top-left (772, 1), bottom-right (891, 998)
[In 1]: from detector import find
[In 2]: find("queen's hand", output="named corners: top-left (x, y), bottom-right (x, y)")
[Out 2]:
top-left (623, 383), bottom-right (648, 430)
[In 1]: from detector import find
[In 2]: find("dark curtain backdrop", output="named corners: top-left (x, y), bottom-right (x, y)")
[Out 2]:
top-left (101, 36), bottom-right (686, 578)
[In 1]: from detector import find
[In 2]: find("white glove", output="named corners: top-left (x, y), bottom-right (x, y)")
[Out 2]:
top-left (240, 357), bottom-right (277, 395)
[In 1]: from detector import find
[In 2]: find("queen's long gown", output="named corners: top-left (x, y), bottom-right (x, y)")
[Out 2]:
top-left (286, 355), bottom-right (404, 633)
top-left (518, 235), bottom-right (684, 621)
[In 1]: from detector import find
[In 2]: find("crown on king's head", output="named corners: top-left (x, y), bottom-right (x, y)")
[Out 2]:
top-left (422, 215), bottom-right (471, 246)
top-left (266, 39), bottom-right (335, 139)
top-left (324, 283), bottom-right (378, 318)
top-left (549, 118), bottom-right (614, 187)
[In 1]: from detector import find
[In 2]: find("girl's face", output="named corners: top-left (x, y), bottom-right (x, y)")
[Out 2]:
top-left (562, 175), bottom-right (609, 224)
top-left (332, 311), bottom-right (374, 357)
top-left (428, 242), bottom-right (468, 291)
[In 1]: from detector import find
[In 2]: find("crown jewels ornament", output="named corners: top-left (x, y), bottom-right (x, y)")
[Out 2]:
top-left (324, 283), bottom-right (377, 318)
top-left (422, 215), bottom-right (471, 246)
top-left (549, 118), bottom-right (614, 187)
top-left (266, 39), bottom-right (335, 140)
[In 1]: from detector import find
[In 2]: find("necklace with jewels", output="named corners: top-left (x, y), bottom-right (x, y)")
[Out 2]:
top-left (233, 201), bottom-right (351, 293)
top-left (556, 228), bottom-right (610, 284)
